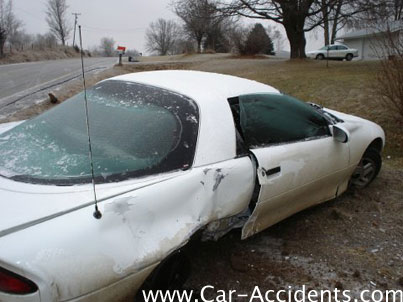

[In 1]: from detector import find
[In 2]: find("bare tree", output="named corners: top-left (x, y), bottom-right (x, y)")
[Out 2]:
top-left (229, 23), bottom-right (250, 54)
top-left (173, 36), bottom-right (196, 54)
top-left (316, 0), bottom-right (381, 45)
top-left (204, 17), bottom-right (233, 52)
top-left (0, 0), bottom-right (20, 57)
top-left (173, 0), bottom-right (223, 53)
top-left (216, 0), bottom-right (371, 58)
top-left (9, 30), bottom-right (32, 51)
top-left (145, 18), bottom-right (180, 55)
top-left (375, 27), bottom-right (403, 122)
top-left (319, 0), bottom-right (351, 45)
top-left (99, 37), bottom-right (115, 57)
top-left (217, 0), bottom-right (325, 58)
top-left (45, 0), bottom-right (71, 46)
top-left (358, 0), bottom-right (403, 25)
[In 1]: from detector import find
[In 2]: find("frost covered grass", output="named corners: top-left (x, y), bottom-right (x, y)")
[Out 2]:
top-left (1, 55), bottom-right (401, 167)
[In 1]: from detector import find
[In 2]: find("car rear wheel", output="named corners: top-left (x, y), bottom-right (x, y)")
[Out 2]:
top-left (350, 148), bottom-right (382, 189)
top-left (346, 53), bottom-right (353, 61)
top-left (316, 54), bottom-right (325, 60)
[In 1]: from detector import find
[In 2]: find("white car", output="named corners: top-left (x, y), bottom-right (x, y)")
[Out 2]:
top-left (0, 71), bottom-right (384, 302)
top-left (307, 44), bottom-right (359, 61)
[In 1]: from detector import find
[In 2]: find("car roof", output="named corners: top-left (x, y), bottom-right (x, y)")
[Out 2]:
top-left (110, 70), bottom-right (280, 166)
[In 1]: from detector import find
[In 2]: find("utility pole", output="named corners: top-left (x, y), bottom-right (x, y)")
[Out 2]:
top-left (72, 13), bottom-right (81, 47)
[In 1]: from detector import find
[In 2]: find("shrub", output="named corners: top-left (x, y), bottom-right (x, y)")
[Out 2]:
top-left (375, 30), bottom-right (403, 122)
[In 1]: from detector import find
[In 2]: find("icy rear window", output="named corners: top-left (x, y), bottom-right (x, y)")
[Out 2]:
top-left (0, 80), bottom-right (199, 185)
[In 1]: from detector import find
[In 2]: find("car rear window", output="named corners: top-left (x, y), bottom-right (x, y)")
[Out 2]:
top-left (0, 80), bottom-right (199, 185)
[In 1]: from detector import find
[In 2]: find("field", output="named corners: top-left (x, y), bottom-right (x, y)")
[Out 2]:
top-left (2, 54), bottom-right (402, 298)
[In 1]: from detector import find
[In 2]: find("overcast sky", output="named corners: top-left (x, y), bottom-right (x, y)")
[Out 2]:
top-left (13, 0), bottom-right (322, 54)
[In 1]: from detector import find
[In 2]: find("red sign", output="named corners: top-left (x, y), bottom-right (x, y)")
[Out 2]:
top-left (117, 46), bottom-right (126, 51)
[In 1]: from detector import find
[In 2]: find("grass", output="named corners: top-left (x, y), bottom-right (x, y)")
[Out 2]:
top-left (2, 55), bottom-right (401, 167)
top-left (0, 46), bottom-right (85, 64)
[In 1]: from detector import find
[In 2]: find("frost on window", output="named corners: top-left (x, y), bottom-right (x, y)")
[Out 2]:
top-left (0, 80), bottom-right (199, 185)
top-left (238, 93), bottom-right (329, 147)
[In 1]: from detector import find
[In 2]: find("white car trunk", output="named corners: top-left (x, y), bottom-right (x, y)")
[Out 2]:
top-left (0, 172), bottom-right (184, 238)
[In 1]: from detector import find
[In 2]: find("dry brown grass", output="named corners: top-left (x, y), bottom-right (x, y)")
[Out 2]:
top-left (0, 47), bottom-right (85, 64)
top-left (2, 55), bottom-right (401, 166)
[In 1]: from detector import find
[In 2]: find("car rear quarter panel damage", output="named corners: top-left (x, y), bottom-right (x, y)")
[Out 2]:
top-left (0, 157), bottom-right (255, 302)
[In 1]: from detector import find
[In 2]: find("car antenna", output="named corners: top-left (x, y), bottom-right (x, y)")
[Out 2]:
top-left (78, 25), bottom-right (102, 220)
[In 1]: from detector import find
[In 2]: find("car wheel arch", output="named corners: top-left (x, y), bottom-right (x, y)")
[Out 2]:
top-left (366, 137), bottom-right (383, 153)
top-left (345, 53), bottom-right (354, 61)
top-left (350, 138), bottom-right (383, 189)
top-left (136, 248), bottom-right (192, 298)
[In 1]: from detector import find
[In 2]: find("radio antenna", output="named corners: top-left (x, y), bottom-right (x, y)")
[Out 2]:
top-left (78, 25), bottom-right (102, 220)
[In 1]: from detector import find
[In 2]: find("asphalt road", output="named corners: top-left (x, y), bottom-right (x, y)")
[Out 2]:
top-left (0, 57), bottom-right (117, 111)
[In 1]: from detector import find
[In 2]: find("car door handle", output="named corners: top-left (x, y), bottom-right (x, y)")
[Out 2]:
top-left (261, 166), bottom-right (281, 177)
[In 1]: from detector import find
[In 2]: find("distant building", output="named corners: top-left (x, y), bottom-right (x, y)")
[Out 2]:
top-left (336, 20), bottom-right (403, 60)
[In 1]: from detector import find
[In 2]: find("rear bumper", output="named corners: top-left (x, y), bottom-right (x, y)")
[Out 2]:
top-left (65, 263), bottom-right (158, 302)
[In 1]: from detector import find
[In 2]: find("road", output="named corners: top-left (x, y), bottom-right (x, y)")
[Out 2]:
top-left (0, 57), bottom-right (116, 115)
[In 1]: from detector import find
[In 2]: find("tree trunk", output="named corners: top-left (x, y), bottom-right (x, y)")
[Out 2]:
top-left (322, 0), bottom-right (330, 45)
top-left (282, 6), bottom-right (308, 59)
top-left (197, 38), bottom-right (202, 53)
top-left (0, 37), bottom-right (6, 58)
top-left (330, 0), bottom-right (343, 44)
top-left (284, 24), bottom-right (307, 59)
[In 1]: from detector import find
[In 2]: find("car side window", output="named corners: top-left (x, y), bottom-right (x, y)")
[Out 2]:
top-left (329, 45), bottom-right (338, 50)
top-left (338, 45), bottom-right (348, 50)
top-left (236, 93), bottom-right (330, 148)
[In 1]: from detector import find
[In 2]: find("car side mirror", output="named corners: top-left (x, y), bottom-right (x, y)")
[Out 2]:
top-left (332, 125), bottom-right (349, 143)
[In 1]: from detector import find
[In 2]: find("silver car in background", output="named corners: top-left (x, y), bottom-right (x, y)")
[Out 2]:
top-left (307, 44), bottom-right (359, 61)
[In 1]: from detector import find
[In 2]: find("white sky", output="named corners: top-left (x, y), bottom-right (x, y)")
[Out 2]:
top-left (12, 0), bottom-right (323, 54)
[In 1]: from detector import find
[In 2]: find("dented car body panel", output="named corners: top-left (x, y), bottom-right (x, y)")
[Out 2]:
top-left (0, 71), bottom-right (385, 301)
top-left (242, 136), bottom-right (351, 238)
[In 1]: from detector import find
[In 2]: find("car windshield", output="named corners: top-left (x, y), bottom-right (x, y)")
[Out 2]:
top-left (319, 46), bottom-right (329, 50)
top-left (0, 80), bottom-right (199, 185)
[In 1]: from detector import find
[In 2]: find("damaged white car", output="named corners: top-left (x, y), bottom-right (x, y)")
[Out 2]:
top-left (0, 70), bottom-right (384, 302)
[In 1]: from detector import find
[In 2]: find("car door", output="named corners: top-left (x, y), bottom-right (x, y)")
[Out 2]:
top-left (337, 45), bottom-right (348, 58)
top-left (328, 45), bottom-right (339, 58)
top-left (228, 93), bottom-right (351, 239)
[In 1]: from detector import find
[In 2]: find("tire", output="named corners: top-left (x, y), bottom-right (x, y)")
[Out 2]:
top-left (316, 54), bottom-right (325, 60)
top-left (350, 148), bottom-right (382, 189)
top-left (346, 53), bottom-right (353, 61)
top-left (135, 251), bottom-right (191, 301)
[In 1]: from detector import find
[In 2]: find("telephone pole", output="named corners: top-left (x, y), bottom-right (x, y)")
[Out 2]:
top-left (72, 13), bottom-right (81, 47)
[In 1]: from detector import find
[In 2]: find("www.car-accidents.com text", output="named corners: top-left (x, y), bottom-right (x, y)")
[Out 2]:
top-left (142, 285), bottom-right (403, 302)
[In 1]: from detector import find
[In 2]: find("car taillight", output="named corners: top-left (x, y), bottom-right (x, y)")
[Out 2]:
top-left (0, 267), bottom-right (38, 295)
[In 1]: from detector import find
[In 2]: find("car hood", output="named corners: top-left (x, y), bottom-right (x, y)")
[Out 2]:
top-left (0, 167), bottom-right (185, 239)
